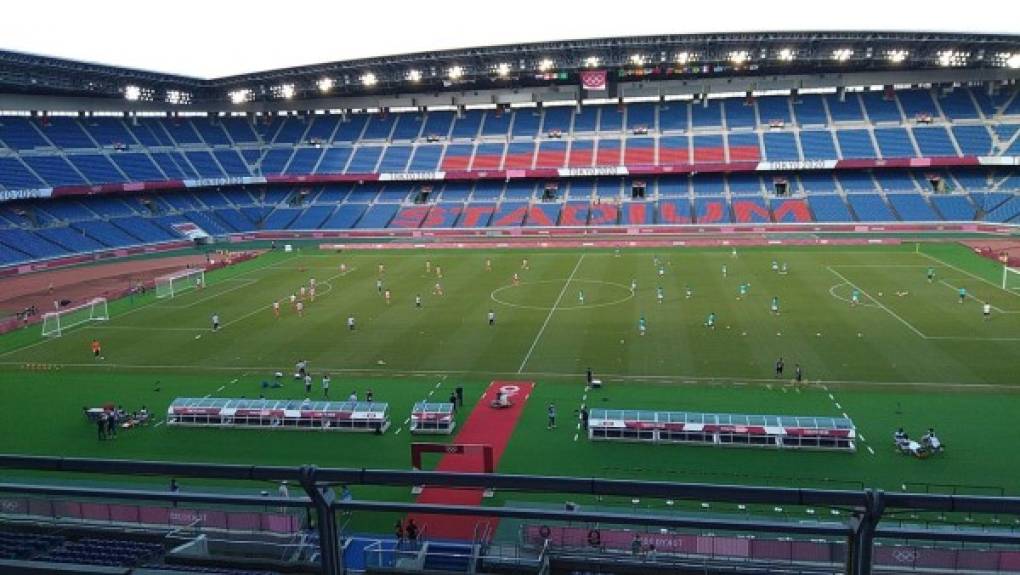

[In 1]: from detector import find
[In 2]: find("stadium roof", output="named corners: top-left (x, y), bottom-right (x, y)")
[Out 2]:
top-left (1, 31), bottom-right (1019, 106)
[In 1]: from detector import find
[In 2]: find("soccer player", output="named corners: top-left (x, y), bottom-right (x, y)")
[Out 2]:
top-left (435, 265), bottom-right (442, 279)
top-left (771, 260), bottom-right (779, 272)
top-left (348, 390), bottom-right (358, 402)
top-left (211, 313), bottom-right (220, 331)
top-left (485, 258), bottom-right (492, 272)
top-left (775, 357), bottom-right (784, 378)
top-left (296, 301), bottom-right (304, 317)
top-left (705, 312), bottom-right (716, 329)
top-left (309, 278), bottom-right (316, 289)
top-left (738, 282), bottom-right (748, 300)
top-left (513, 273), bottom-right (520, 286)
top-left (378, 263), bottom-right (385, 275)
top-left (91, 339), bottom-right (103, 360)
top-left (657, 266), bottom-right (665, 278)
top-left (656, 286), bottom-right (664, 304)
top-left (488, 309), bottom-right (495, 326)
top-left (983, 303), bottom-right (992, 320)
top-left (522, 258), bottom-right (529, 270)
top-left (780, 262), bottom-right (788, 275)
top-left (958, 287), bottom-right (967, 304)
top-left (273, 300), bottom-right (280, 318)
top-left (322, 374), bottom-right (331, 398)
top-left (308, 286), bottom-right (316, 302)
top-left (425, 260), bottom-right (431, 273)
top-left (433, 282), bottom-right (444, 296)
top-left (304, 373), bottom-right (313, 395)
top-left (630, 279), bottom-right (637, 292)
top-left (638, 315), bottom-right (647, 336)
top-left (770, 296), bottom-right (780, 315)
top-left (851, 288), bottom-right (861, 306)
top-left (339, 262), bottom-right (347, 274)
top-left (415, 294), bottom-right (422, 309)
top-left (731, 247), bottom-right (738, 258)
top-left (299, 286), bottom-right (307, 300)
top-left (547, 403), bottom-right (556, 430)
top-left (685, 285), bottom-right (693, 299)
top-left (289, 293), bottom-right (297, 308)
top-left (347, 315), bottom-right (355, 331)
top-left (722, 264), bottom-right (728, 277)
top-left (578, 290), bottom-right (585, 305)
top-left (376, 279), bottom-right (383, 294)
top-left (927, 267), bottom-right (935, 283)
top-left (384, 289), bottom-right (392, 305)
top-left (794, 364), bottom-right (803, 385)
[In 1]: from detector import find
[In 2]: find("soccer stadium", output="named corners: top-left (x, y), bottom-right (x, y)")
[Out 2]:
top-left (0, 12), bottom-right (1019, 574)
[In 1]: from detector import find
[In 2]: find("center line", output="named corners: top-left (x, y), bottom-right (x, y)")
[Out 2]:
top-left (517, 254), bottom-right (585, 373)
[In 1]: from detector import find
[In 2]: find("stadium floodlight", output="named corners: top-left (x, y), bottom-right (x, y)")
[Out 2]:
top-left (777, 48), bottom-right (795, 62)
top-left (228, 89), bottom-right (252, 105)
top-left (448, 66), bottom-right (464, 80)
top-left (317, 77), bottom-right (335, 93)
top-left (272, 84), bottom-right (295, 99)
top-left (495, 62), bottom-right (511, 77)
top-left (538, 58), bottom-right (554, 72)
top-left (361, 72), bottom-right (377, 87)
top-left (1007, 54), bottom-right (1020, 69)
top-left (728, 51), bottom-right (749, 65)
top-left (165, 90), bottom-right (191, 105)
top-left (886, 49), bottom-right (909, 64)
top-left (124, 85), bottom-right (142, 101)
top-left (937, 50), bottom-right (969, 67)
top-left (407, 69), bottom-right (422, 82)
top-left (629, 54), bottom-right (647, 66)
top-left (832, 49), bottom-right (854, 62)
top-left (674, 52), bottom-right (691, 65)
top-left (584, 56), bottom-right (601, 68)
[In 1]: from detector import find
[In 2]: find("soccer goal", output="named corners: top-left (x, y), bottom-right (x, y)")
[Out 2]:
top-left (155, 268), bottom-right (206, 299)
top-left (41, 297), bottom-right (109, 338)
top-left (1003, 266), bottom-right (1020, 292)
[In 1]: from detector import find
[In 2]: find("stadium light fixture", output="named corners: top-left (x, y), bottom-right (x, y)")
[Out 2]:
top-left (448, 66), bottom-right (464, 80)
top-left (1007, 53), bottom-right (1020, 69)
top-left (538, 58), bottom-right (554, 72)
top-left (228, 89), bottom-right (252, 105)
top-left (937, 50), bottom-right (969, 67)
top-left (728, 51), bottom-right (749, 65)
top-left (630, 54), bottom-right (647, 66)
top-left (495, 62), bottom-right (512, 77)
top-left (124, 85), bottom-right (142, 101)
top-left (276, 84), bottom-right (295, 99)
top-left (407, 69), bottom-right (423, 82)
top-left (361, 72), bottom-right (377, 87)
top-left (165, 90), bottom-right (191, 105)
top-left (317, 77), bottom-right (335, 93)
top-left (674, 52), bottom-right (691, 65)
top-left (886, 50), bottom-right (909, 64)
top-left (832, 49), bottom-right (854, 62)
top-left (584, 56), bottom-right (601, 68)
top-left (777, 48), bottom-right (795, 62)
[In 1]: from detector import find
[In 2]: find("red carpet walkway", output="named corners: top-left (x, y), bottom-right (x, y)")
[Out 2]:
top-left (409, 380), bottom-right (534, 540)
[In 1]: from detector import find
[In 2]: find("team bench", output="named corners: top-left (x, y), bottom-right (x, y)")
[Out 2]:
top-left (166, 397), bottom-right (391, 432)
top-left (588, 409), bottom-right (856, 452)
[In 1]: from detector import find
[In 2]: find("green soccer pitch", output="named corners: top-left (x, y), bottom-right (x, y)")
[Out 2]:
top-left (1, 241), bottom-right (1019, 508)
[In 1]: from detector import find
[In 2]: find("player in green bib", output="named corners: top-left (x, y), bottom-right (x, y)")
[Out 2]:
top-left (958, 287), bottom-right (967, 304)
top-left (705, 312), bottom-right (716, 329)
top-left (738, 282), bottom-right (749, 300)
top-left (851, 288), bottom-right (860, 306)
top-left (927, 267), bottom-right (935, 283)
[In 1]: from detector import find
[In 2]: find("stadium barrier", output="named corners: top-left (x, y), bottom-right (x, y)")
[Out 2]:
top-left (0, 496), bottom-right (301, 534)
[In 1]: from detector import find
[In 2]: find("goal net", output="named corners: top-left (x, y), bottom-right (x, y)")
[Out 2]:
top-left (1004, 267), bottom-right (1020, 292)
top-left (41, 297), bottom-right (109, 338)
top-left (155, 268), bottom-right (206, 299)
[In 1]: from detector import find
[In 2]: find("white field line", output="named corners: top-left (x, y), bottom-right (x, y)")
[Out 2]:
top-left (4, 360), bottom-right (1020, 390)
top-left (938, 279), bottom-right (1020, 314)
top-left (826, 266), bottom-right (928, 339)
top-left (517, 254), bottom-right (585, 373)
top-left (915, 249), bottom-right (1020, 298)
top-left (157, 279), bottom-right (259, 309)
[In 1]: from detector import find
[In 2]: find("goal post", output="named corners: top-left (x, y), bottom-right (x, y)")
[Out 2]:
top-left (1003, 266), bottom-right (1020, 292)
top-left (41, 297), bottom-right (109, 338)
top-left (155, 268), bottom-right (206, 299)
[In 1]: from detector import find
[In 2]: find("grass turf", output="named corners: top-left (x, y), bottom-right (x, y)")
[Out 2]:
top-left (1, 242), bottom-right (1018, 513)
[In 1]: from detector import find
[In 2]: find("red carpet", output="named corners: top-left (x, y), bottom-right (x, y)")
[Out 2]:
top-left (409, 380), bottom-right (534, 540)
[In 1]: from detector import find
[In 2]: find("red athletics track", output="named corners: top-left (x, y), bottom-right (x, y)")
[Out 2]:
top-left (408, 380), bottom-right (534, 540)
